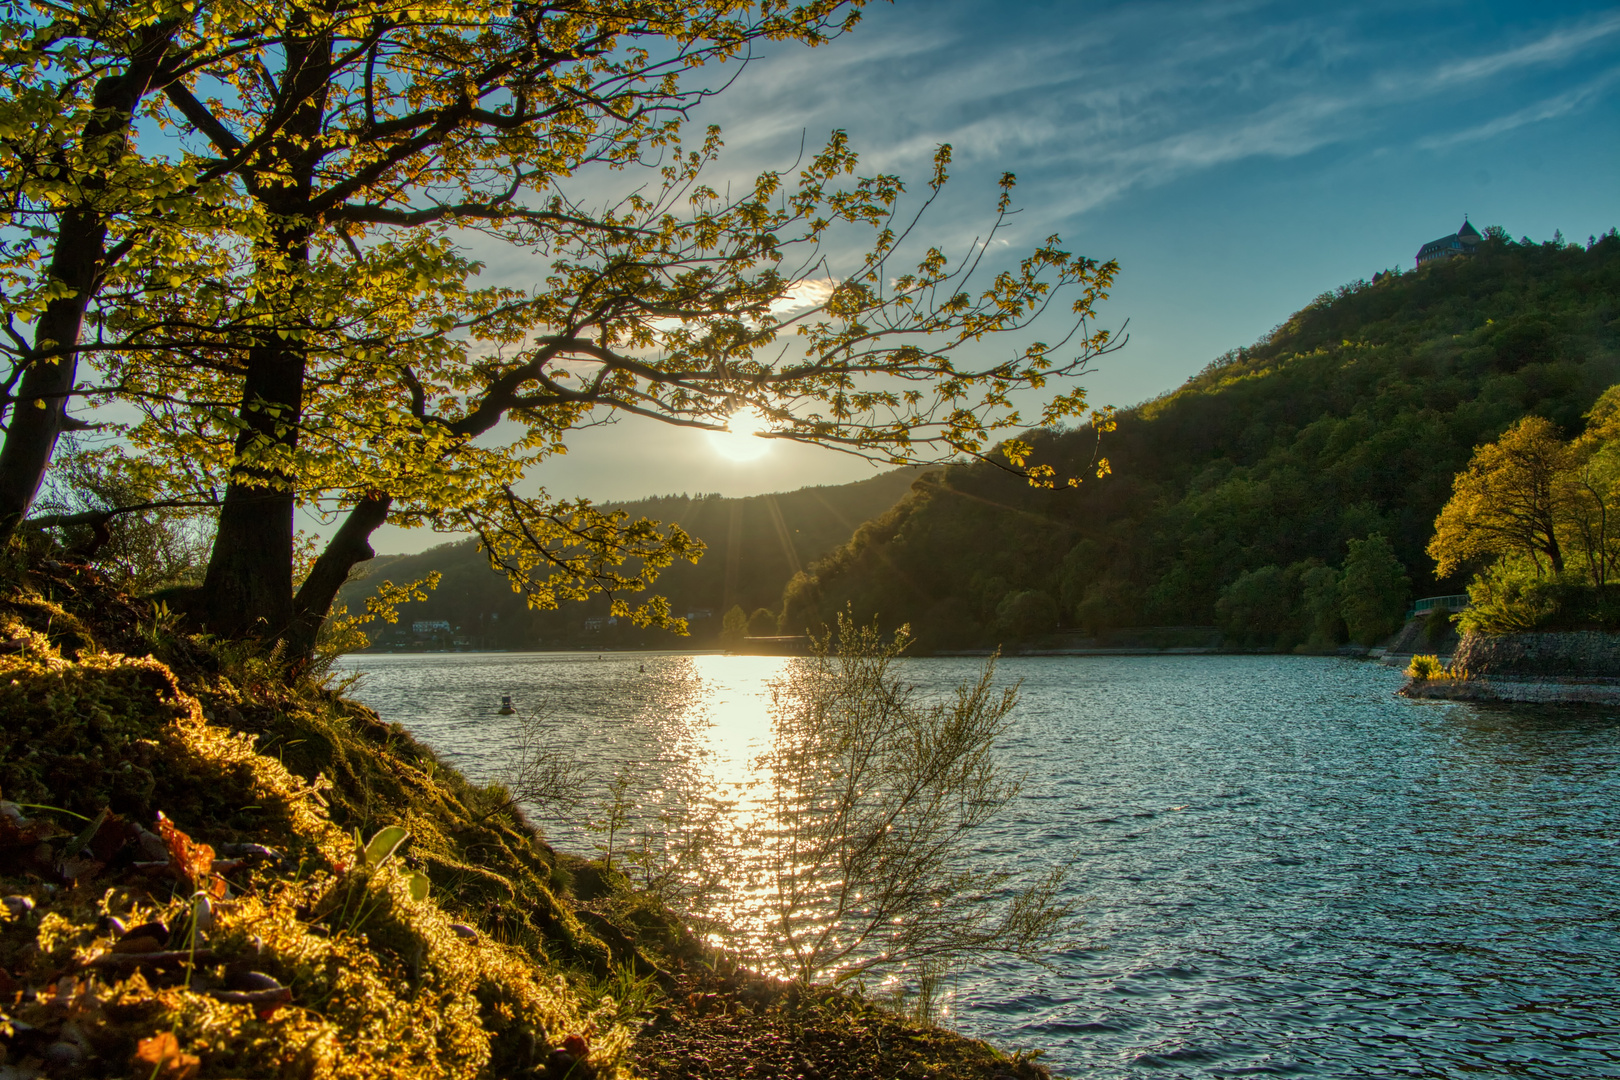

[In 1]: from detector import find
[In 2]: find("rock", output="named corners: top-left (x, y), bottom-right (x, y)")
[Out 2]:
top-left (133, 826), bottom-right (168, 863)
top-left (111, 920), bottom-right (169, 953)
top-left (449, 923), bottom-right (480, 943)
top-left (210, 970), bottom-right (293, 1015)
top-left (2, 895), bottom-right (34, 917)
top-left (215, 842), bottom-right (285, 866)
top-left (190, 895), bottom-right (215, 937)
top-left (42, 1039), bottom-right (84, 1071)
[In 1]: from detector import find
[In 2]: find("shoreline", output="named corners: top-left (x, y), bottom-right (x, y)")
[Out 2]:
top-left (1400, 676), bottom-right (1620, 705)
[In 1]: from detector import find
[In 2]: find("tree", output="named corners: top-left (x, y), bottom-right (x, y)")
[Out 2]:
top-left (30, 441), bottom-right (211, 592)
top-left (16, 0), bottom-right (1121, 658)
top-left (1298, 563), bottom-right (1344, 647)
top-left (1340, 533), bottom-right (1408, 645)
top-left (1215, 565), bottom-right (1293, 647)
top-left (746, 607), bottom-right (777, 638)
top-left (0, 0), bottom-right (263, 533)
top-left (719, 605), bottom-right (748, 650)
top-left (1429, 416), bottom-right (1576, 578)
top-left (994, 589), bottom-right (1058, 641)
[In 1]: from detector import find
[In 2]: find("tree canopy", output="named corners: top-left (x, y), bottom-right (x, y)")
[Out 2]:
top-left (777, 232), bottom-right (1620, 650)
top-left (1, 0), bottom-right (1121, 655)
top-left (1429, 383), bottom-right (1620, 633)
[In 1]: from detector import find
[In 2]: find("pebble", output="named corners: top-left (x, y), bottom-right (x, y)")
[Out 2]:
top-left (229, 971), bottom-right (284, 993)
top-left (449, 923), bottom-right (480, 943)
top-left (134, 827), bottom-right (168, 863)
top-left (216, 842), bottom-right (284, 864)
top-left (2, 895), bottom-right (33, 917)
top-left (191, 894), bottom-right (215, 935)
top-left (42, 1041), bottom-right (83, 1069)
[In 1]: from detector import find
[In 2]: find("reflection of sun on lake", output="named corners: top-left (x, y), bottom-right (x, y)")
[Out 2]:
top-left (677, 654), bottom-right (788, 790)
top-left (668, 656), bottom-right (792, 947)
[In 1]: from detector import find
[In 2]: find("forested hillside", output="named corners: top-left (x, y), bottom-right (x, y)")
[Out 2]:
top-left (781, 231), bottom-right (1620, 650)
top-left (339, 467), bottom-right (923, 649)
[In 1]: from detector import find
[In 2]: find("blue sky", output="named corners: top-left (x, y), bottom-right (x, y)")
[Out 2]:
top-left (371, 0), bottom-right (1620, 552)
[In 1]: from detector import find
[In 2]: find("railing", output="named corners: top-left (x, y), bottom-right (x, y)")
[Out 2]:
top-left (1407, 594), bottom-right (1470, 619)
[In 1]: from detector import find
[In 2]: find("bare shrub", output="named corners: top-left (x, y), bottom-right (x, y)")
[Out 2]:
top-left (745, 613), bottom-right (1073, 986)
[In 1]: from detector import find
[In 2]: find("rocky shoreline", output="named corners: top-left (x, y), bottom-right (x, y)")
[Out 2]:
top-left (1398, 629), bottom-right (1620, 704)
top-left (1400, 675), bottom-right (1620, 705)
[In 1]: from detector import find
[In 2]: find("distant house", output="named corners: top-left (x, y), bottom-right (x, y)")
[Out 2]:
top-left (582, 616), bottom-right (619, 631)
top-left (1416, 218), bottom-right (1482, 267)
top-left (412, 619), bottom-right (452, 634)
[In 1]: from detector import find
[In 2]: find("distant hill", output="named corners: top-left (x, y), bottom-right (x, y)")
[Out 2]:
top-left (338, 467), bottom-right (925, 649)
top-left (779, 231), bottom-right (1620, 650)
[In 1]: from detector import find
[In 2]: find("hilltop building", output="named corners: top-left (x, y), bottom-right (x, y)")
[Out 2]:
top-left (1416, 218), bottom-right (1482, 267)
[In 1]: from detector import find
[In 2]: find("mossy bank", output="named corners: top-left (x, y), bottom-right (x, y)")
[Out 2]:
top-left (0, 559), bottom-right (1050, 1080)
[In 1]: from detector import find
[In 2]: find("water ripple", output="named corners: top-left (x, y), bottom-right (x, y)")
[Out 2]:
top-left (339, 653), bottom-right (1620, 1079)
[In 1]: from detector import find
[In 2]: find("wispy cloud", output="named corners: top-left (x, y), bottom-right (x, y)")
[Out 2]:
top-left (1425, 10), bottom-right (1620, 88)
top-left (696, 1), bottom-right (1620, 229)
top-left (1417, 65), bottom-right (1620, 149)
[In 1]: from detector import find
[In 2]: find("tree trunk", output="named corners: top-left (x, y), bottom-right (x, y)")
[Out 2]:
top-left (194, 252), bottom-right (311, 638)
top-left (0, 214), bottom-right (108, 534)
top-left (285, 492), bottom-right (393, 657)
top-left (0, 30), bottom-right (177, 537)
top-left (193, 30), bottom-right (329, 640)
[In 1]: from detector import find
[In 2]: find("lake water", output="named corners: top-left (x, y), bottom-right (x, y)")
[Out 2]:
top-left (334, 652), bottom-right (1620, 1078)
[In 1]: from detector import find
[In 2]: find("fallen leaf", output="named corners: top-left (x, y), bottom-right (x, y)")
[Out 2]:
top-left (155, 813), bottom-right (224, 898)
top-left (133, 1031), bottom-right (200, 1079)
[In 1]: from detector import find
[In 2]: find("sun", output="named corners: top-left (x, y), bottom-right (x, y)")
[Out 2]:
top-left (709, 408), bottom-right (772, 462)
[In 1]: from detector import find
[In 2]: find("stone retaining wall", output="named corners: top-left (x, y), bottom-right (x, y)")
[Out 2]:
top-left (1450, 630), bottom-right (1620, 680)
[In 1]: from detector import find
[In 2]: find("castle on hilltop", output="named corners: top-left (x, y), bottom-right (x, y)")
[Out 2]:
top-left (1416, 218), bottom-right (1482, 267)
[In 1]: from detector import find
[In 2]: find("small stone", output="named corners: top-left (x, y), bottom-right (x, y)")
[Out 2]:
top-left (100, 915), bottom-right (128, 937)
top-left (449, 923), bottom-right (480, 943)
top-left (228, 971), bottom-right (283, 993)
top-left (134, 827), bottom-right (168, 863)
top-left (216, 842), bottom-right (283, 864)
top-left (191, 895), bottom-right (215, 935)
top-left (42, 1040), bottom-right (83, 1069)
top-left (112, 920), bottom-right (168, 952)
top-left (2, 896), bottom-right (33, 917)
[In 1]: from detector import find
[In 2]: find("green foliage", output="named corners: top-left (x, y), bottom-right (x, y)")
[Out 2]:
top-left (1422, 605), bottom-right (1455, 645)
top-left (33, 443), bottom-right (213, 593)
top-left (1450, 559), bottom-right (1620, 634)
top-left (993, 589), bottom-right (1058, 642)
top-left (1216, 565), bottom-right (1294, 647)
top-left (1432, 382), bottom-right (1620, 633)
top-left (1300, 564), bottom-right (1346, 648)
top-left (746, 608), bottom-right (778, 638)
top-left (1340, 534), bottom-right (1410, 645)
top-left (1405, 654), bottom-right (1446, 680)
top-left (775, 237), bottom-right (1620, 646)
top-left (720, 605), bottom-right (749, 650)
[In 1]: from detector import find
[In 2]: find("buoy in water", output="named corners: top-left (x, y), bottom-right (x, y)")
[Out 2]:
top-left (498, 694), bottom-right (514, 715)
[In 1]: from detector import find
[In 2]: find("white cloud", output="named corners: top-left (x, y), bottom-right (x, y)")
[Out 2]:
top-left (1417, 65), bottom-right (1620, 150)
top-left (690, 1), bottom-right (1620, 230)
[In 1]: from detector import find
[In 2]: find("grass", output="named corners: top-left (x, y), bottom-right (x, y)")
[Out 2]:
top-left (0, 557), bottom-right (1053, 1079)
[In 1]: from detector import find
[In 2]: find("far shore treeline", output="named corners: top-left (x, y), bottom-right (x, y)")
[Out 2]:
top-left (338, 469), bottom-right (923, 650)
top-left (344, 230), bottom-right (1620, 653)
